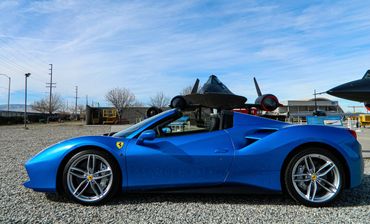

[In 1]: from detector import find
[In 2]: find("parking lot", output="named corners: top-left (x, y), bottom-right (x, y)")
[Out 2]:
top-left (0, 123), bottom-right (369, 223)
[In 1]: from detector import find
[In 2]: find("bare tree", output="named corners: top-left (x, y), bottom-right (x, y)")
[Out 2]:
top-left (32, 93), bottom-right (63, 114)
top-left (50, 94), bottom-right (63, 113)
top-left (105, 88), bottom-right (136, 120)
top-left (32, 98), bottom-right (48, 113)
top-left (59, 100), bottom-right (70, 114)
top-left (78, 104), bottom-right (86, 114)
top-left (150, 92), bottom-right (170, 108)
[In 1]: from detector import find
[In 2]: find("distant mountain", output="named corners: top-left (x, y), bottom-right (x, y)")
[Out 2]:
top-left (0, 104), bottom-right (37, 113)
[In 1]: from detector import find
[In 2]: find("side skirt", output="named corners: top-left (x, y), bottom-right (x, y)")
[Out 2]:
top-left (126, 183), bottom-right (281, 195)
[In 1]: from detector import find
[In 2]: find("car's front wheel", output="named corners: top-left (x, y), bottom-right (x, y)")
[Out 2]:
top-left (62, 149), bottom-right (120, 205)
top-left (284, 147), bottom-right (344, 207)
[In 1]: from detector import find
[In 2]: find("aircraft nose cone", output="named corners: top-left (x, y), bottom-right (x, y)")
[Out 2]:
top-left (327, 85), bottom-right (347, 97)
top-left (327, 79), bottom-right (363, 101)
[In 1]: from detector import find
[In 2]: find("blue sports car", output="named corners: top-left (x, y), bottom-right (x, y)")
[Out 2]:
top-left (24, 109), bottom-right (364, 206)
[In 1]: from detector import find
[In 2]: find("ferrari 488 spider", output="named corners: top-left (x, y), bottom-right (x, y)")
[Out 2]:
top-left (24, 109), bottom-right (363, 206)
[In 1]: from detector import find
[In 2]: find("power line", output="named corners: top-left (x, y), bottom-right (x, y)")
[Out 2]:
top-left (0, 38), bottom-right (49, 79)
top-left (29, 75), bottom-right (47, 84)
top-left (0, 45), bottom-right (32, 72)
top-left (0, 55), bottom-right (29, 74)
top-left (0, 55), bottom-right (48, 82)
top-left (8, 38), bottom-right (50, 65)
top-left (0, 45), bottom-right (45, 75)
top-left (0, 38), bottom-right (49, 70)
top-left (0, 39), bottom-right (49, 77)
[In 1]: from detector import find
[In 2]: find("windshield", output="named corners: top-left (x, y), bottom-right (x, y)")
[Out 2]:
top-left (113, 109), bottom-right (174, 138)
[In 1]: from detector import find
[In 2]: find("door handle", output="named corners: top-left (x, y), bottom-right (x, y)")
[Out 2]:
top-left (214, 149), bottom-right (229, 153)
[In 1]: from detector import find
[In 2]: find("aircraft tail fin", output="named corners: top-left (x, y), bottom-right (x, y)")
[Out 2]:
top-left (254, 77), bottom-right (262, 96)
top-left (191, 79), bottom-right (200, 94)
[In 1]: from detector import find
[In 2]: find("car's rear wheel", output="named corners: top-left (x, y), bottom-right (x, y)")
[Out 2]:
top-left (284, 147), bottom-right (344, 207)
top-left (62, 149), bottom-right (120, 205)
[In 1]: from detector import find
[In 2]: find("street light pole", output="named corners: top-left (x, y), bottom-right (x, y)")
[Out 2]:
top-left (24, 73), bottom-right (31, 129)
top-left (0, 74), bottom-right (11, 115)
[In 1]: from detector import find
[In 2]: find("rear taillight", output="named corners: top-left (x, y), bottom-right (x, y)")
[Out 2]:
top-left (348, 129), bottom-right (357, 139)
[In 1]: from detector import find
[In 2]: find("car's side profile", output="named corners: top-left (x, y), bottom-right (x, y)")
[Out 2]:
top-left (24, 109), bottom-right (364, 206)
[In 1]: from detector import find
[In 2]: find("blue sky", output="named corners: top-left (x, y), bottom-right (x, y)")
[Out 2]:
top-left (0, 0), bottom-right (369, 112)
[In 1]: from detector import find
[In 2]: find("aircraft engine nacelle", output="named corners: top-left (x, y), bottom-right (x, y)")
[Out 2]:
top-left (146, 106), bottom-right (163, 118)
top-left (365, 103), bottom-right (370, 111)
top-left (255, 94), bottom-right (280, 112)
top-left (170, 96), bottom-right (188, 110)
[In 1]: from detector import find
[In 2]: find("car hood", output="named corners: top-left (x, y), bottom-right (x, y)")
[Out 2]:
top-left (28, 135), bottom-right (129, 163)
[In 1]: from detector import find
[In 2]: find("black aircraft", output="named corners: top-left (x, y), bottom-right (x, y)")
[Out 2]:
top-left (168, 75), bottom-right (281, 112)
top-left (327, 70), bottom-right (370, 110)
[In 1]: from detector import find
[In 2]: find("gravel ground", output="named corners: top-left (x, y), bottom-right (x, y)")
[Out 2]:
top-left (0, 123), bottom-right (369, 223)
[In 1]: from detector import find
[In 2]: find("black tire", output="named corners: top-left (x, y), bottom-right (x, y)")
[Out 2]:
top-left (146, 106), bottom-right (162, 118)
top-left (284, 147), bottom-right (344, 207)
top-left (62, 149), bottom-right (120, 205)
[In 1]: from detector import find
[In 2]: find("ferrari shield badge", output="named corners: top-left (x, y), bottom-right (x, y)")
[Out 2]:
top-left (116, 141), bottom-right (124, 149)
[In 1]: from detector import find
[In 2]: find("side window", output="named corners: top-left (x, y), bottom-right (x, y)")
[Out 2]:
top-left (159, 109), bottom-right (220, 136)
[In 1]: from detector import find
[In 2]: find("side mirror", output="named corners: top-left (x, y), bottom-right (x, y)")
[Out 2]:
top-left (161, 127), bottom-right (172, 134)
top-left (137, 129), bottom-right (156, 145)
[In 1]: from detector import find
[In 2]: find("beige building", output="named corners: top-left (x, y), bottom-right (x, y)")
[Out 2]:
top-left (277, 98), bottom-right (344, 121)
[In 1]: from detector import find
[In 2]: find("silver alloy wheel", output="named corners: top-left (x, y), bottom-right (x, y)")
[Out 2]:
top-left (67, 154), bottom-right (113, 203)
top-left (291, 153), bottom-right (340, 203)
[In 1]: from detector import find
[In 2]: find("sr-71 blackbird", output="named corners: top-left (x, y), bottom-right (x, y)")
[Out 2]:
top-left (147, 75), bottom-right (281, 117)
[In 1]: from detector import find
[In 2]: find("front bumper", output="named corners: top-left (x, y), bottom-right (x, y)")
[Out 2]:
top-left (23, 159), bottom-right (59, 192)
top-left (23, 142), bottom-right (71, 192)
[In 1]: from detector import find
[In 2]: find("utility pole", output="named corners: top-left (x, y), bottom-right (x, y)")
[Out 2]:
top-left (75, 86), bottom-right (78, 120)
top-left (46, 64), bottom-right (56, 116)
top-left (24, 73), bottom-right (31, 129)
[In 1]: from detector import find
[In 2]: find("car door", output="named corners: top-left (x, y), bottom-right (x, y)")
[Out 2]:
top-left (125, 129), bottom-right (234, 189)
